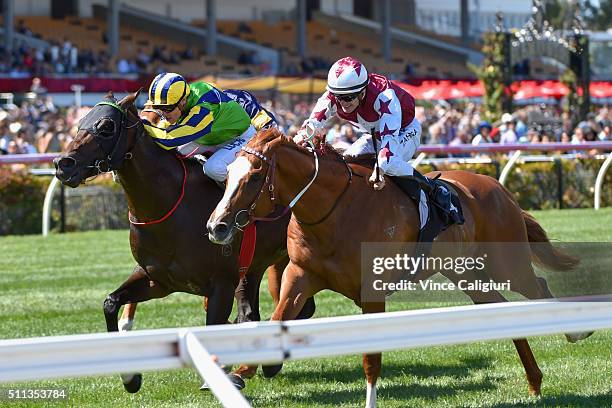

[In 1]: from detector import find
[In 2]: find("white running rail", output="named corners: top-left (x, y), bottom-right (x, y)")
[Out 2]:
top-left (1, 301), bottom-right (612, 407)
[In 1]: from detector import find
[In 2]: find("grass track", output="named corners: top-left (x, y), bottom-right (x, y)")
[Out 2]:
top-left (0, 208), bottom-right (611, 407)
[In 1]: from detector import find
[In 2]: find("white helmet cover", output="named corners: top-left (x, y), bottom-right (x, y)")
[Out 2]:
top-left (326, 57), bottom-right (369, 94)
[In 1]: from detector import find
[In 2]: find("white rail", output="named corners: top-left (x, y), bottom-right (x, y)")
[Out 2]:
top-left (1, 141), bottom-right (611, 237)
top-left (1, 301), bottom-right (611, 408)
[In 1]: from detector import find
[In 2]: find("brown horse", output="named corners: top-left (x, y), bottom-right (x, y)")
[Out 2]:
top-left (53, 92), bottom-right (314, 392)
top-left (207, 128), bottom-right (592, 407)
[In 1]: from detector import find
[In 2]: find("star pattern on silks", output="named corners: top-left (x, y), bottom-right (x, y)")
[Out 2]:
top-left (313, 108), bottom-right (327, 122)
top-left (335, 57), bottom-right (362, 78)
top-left (374, 123), bottom-right (397, 141)
top-left (379, 142), bottom-right (394, 163)
top-left (378, 99), bottom-right (392, 116)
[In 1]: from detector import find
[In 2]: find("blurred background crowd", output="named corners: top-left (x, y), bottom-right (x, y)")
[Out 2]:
top-left (1, 89), bottom-right (610, 156)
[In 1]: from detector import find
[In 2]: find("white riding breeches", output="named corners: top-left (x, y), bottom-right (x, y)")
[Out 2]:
top-left (177, 125), bottom-right (257, 182)
top-left (344, 118), bottom-right (427, 228)
top-left (344, 118), bottom-right (421, 177)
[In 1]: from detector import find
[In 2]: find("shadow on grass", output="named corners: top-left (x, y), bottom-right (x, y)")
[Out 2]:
top-left (279, 355), bottom-right (493, 384)
top-left (247, 356), bottom-right (497, 406)
top-left (489, 392), bottom-right (612, 408)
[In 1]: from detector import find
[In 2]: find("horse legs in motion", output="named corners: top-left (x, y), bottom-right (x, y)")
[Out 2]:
top-left (231, 259), bottom-right (318, 381)
top-left (103, 266), bottom-right (171, 392)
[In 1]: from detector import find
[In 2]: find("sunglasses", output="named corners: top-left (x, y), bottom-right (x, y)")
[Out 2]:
top-left (333, 92), bottom-right (360, 102)
top-left (154, 104), bottom-right (178, 113)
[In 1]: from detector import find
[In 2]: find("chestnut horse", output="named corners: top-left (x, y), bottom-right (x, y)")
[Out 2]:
top-left (207, 128), bottom-right (591, 407)
top-left (54, 92), bottom-right (313, 392)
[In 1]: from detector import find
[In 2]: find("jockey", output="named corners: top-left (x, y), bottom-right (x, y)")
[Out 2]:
top-left (223, 89), bottom-right (278, 130)
top-left (294, 56), bottom-right (461, 224)
top-left (140, 73), bottom-right (255, 183)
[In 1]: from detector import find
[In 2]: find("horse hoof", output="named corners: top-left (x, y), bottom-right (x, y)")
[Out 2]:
top-left (262, 363), bottom-right (283, 378)
top-left (565, 331), bottom-right (594, 343)
top-left (200, 374), bottom-right (245, 391)
top-left (122, 374), bottom-right (142, 393)
top-left (228, 374), bottom-right (246, 389)
top-left (528, 384), bottom-right (542, 397)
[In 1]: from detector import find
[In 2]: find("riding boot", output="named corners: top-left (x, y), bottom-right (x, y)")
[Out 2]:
top-left (410, 171), bottom-right (464, 225)
top-left (391, 176), bottom-right (422, 203)
top-left (411, 171), bottom-right (451, 211)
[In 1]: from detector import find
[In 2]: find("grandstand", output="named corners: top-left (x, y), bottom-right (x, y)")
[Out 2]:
top-left (1, 0), bottom-right (493, 78)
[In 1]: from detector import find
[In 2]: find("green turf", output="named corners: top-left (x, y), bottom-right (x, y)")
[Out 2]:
top-left (1, 208), bottom-right (611, 407)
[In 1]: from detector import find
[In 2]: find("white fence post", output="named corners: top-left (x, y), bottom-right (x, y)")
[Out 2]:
top-left (178, 330), bottom-right (251, 408)
top-left (42, 176), bottom-right (60, 237)
top-left (595, 151), bottom-right (612, 210)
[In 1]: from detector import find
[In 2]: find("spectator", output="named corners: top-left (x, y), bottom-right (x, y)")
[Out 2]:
top-left (472, 121), bottom-right (493, 145)
top-left (599, 121), bottom-right (611, 141)
top-left (499, 113), bottom-right (518, 144)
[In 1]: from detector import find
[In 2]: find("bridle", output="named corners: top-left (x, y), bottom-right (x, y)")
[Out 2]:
top-left (233, 143), bottom-right (353, 230)
top-left (72, 99), bottom-right (188, 226)
top-left (75, 100), bottom-right (143, 175)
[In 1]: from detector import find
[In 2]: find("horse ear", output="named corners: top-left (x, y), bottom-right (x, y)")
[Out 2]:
top-left (134, 88), bottom-right (143, 100)
top-left (118, 89), bottom-right (141, 110)
top-left (106, 90), bottom-right (115, 101)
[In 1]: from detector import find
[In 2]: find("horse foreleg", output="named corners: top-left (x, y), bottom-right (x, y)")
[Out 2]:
top-left (119, 303), bottom-right (137, 331)
top-left (268, 256), bottom-right (316, 320)
top-left (362, 302), bottom-right (385, 408)
top-left (513, 338), bottom-right (543, 396)
top-left (261, 263), bottom-right (323, 379)
top-left (235, 271), bottom-right (264, 324)
top-left (103, 266), bottom-right (171, 394)
top-left (104, 267), bottom-right (170, 333)
top-left (199, 279), bottom-right (247, 390)
top-left (267, 258), bottom-right (284, 309)
top-left (231, 267), bottom-right (268, 382)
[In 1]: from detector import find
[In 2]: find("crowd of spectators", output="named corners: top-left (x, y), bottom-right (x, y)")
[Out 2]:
top-left (1, 89), bottom-right (610, 159)
top-left (0, 20), bottom-right (204, 76)
top-left (0, 91), bottom-right (84, 156)
top-left (0, 40), bottom-right (200, 77)
top-left (269, 99), bottom-right (611, 155)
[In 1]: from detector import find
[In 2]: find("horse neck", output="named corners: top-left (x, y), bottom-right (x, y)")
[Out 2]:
top-left (275, 144), bottom-right (349, 225)
top-left (118, 128), bottom-right (185, 220)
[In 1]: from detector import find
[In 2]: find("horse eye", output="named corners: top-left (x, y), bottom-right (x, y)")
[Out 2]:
top-left (96, 120), bottom-right (115, 137)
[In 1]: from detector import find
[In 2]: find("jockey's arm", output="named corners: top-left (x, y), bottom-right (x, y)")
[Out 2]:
top-left (141, 105), bottom-right (214, 150)
top-left (370, 90), bottom-right (403, 190)
top-left (295, 92), bottom-right (337, 143)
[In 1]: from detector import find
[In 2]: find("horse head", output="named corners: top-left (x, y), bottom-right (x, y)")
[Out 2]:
top-left (207, 128), bottom-right (285, 245)
top-left (54, 90), bottom-right (142, 187)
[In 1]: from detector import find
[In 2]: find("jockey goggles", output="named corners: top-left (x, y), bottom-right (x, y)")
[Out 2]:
top-left (153, 103), bottom-right (179, 113)
top-left (333, 92), bottom-right (361, 102)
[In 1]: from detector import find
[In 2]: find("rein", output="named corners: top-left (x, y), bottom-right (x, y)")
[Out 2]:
top-left (79, 101), bottom-right (188, 227)
top-left (128, 156), bottom-right (188, 226)
top-left (238, 143), bottom-right (352, 228)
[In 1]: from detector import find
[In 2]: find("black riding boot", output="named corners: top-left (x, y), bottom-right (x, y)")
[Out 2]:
top-left (408, 171), bottom-right (463, 225)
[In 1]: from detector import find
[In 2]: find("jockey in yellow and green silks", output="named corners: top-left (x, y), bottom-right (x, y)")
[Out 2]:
top-left (140, 72), bottom-right (254, 182)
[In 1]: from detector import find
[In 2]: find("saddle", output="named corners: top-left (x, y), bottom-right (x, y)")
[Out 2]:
top-left (390, 172), bottom-right (464, 244)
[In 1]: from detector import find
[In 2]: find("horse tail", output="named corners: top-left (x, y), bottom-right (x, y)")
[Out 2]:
top-left (522, 210), bottom-right (579, 271)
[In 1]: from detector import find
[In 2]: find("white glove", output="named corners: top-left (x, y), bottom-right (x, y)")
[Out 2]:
top-left (369, 170), bottom-right (386, 190)
top-left (293, 129), bottom-right (308, 145)
top-left (293, 123), bottom-right (317, 145)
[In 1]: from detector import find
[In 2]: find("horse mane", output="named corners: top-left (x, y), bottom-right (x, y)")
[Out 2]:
top-left (250, 128), bottom-right (354, 167)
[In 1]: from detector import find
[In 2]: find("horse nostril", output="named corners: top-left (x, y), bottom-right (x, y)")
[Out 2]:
top-left (55, 157), bottom-right (76, 171)
top-left (213, 222), bottom-right (229, 237)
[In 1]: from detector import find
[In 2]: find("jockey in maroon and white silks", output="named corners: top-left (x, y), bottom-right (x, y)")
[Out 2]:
top-left (295, 57), bottom-right (462, 226)
top-left (295, 56), bottom-right (421, 190)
